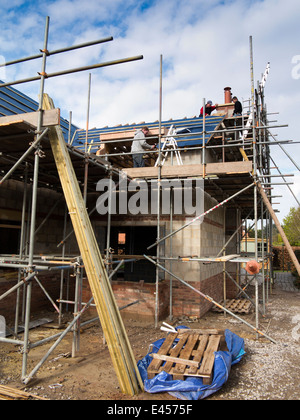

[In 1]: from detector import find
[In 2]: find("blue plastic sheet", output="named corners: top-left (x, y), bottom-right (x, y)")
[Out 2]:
top-left (137, 328), bottom-right (245, 400)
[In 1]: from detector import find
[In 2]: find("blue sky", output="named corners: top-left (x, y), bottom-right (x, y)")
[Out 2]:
top-left (0, 0), bottom-right (300, 221)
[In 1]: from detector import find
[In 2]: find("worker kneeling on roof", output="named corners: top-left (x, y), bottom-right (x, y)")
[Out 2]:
top-left (199, 100), bottom-right (218, 117)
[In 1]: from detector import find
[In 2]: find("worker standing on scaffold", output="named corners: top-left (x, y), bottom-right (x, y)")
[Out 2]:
top-left (131, 126), bottom-right (155, 168)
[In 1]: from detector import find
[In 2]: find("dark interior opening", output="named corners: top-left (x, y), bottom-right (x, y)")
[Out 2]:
top-left (110, 226), bottom-right (158, 283)
top-left (0, 227), bottom-right (20, 254)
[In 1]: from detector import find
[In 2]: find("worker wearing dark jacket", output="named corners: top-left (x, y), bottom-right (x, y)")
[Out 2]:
top-left (232, 96), bottom-right (242, 116)
top-left (199, 100), bottom-right (218, 117)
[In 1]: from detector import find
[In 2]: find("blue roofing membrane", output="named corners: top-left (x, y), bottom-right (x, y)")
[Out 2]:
top-left (0, 81), bottom-right (224, 152)
top-left (0, 81), bottom-right (78, 143)
top-left (72, 115), bottom-right (225, 152)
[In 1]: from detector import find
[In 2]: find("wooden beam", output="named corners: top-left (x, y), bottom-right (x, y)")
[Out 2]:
top-left (42, 94), bottom-right (143, 396)
top-left (149, 353), bottom-right (200, 368)
top-left (0, 109), bottom-right (61, 129)
top-left (123, 160), bottom-right (253, 179)
top-left (100, 126), bottom-right (167, 142)
top-left (258, 181), bottom-right (300, 277)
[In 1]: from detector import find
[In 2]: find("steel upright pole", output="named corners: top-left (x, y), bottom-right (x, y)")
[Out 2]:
top-left (202, 98), bottom-right (206, 178)
top-left (155, 55), bottom-right (163, 328)
top-left (15, 165), bottom-right (28, 335)
top-left (58, 207), bottom-right (68, 327)
top-left (83, 73), bottom-right (91, 203)
top-left (249, 36), bottom-right (259, 338)
top-left (22, 16), bottom-right (50, 380)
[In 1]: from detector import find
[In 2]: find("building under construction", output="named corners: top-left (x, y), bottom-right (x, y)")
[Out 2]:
top-left (0, 19), bottom-right (299, 396)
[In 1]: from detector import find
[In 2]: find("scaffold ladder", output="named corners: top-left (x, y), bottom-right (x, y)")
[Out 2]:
top-left (155, 124), bottom-right (183, 166)
top-left (241, 62), bottom-right (270, 143)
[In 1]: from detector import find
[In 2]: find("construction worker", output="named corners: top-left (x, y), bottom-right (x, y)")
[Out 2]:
top-left (199, 100), bottom-right (218, 117)
top-left (131, 126), bottom-right (155, 168)
top-left (232, 96), bottom-right (243, 116)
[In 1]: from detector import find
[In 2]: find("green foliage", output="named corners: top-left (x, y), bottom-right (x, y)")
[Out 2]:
top-left (282, 206), bottom-right (300, 246)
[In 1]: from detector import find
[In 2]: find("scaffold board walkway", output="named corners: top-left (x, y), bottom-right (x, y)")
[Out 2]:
top-left (147, 331), bottom-right (223, 384)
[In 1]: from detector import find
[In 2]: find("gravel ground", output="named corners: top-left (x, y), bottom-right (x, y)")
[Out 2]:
top-left (209, 284), bottom-right (300, 400)
top-left (0, 276), bottom-right (299, 400)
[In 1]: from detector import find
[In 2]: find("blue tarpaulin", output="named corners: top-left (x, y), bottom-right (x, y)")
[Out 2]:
top-left (137, 328), bottom-right (245, 400)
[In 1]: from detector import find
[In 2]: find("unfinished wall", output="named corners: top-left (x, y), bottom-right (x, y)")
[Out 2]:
top-left (0, 179), bottom-right (79, 323)
top-left (0, 272), bottom-right (73, 322)
top-left (163, 191), bottom-right (225, 316)
top-left (171, 273), bottom-right (223, 318)
top-left (80, 189), bottom-right (229, 320)
top-left (0, 179), bottom-right (79, 255)
top-left (82, 277), bottom-right (170, 322)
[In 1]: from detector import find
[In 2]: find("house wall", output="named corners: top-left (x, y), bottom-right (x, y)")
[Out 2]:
top-left (162, 191), bottom-right (225, 318)
top-left (82, 278), bottom-right (170, 322)
top-left (0, 177), bottom-right (239, 323)
top-left (164, 148), bottom-right (216, 166)
top-left (0, 273), bottom-right (73, 322)
top-left (81, 190), bottom-right (228, 320)
top-left (0, 178), bottom-right (79, 255)
top-left (0, 178), bottom-right (78, 322)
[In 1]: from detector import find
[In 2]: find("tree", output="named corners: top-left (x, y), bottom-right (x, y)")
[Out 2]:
top-left (282, 206), bottom-right (300, 246)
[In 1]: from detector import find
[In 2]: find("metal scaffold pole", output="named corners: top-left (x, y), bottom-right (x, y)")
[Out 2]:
top-left (22, 16), bottom-right (50, 380)
top-left (42, 93), bottom-right (143, 395)
top-left (155, 54), bottom-right (163, 328)
top-left (0, 15), bottom-right (145, 392)
top-left (144, 255), bottom-right (277, 344)
top-left (249, 35), bottom-right (260, 339)
top-left (147, 182), bottom-right (255, 251)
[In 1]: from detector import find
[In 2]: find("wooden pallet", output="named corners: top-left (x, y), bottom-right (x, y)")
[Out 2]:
top-left (212, 298), bottom-right (252, 314)
top-left (147, 331), bottom-right (223, 384)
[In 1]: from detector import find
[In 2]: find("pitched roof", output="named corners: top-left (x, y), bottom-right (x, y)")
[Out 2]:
top-left (0, 82), bottom-right (224, 152)
top-left (71, 115), bottom-right (225, 152)
top-left (0, 81), bottom-right (78, 143)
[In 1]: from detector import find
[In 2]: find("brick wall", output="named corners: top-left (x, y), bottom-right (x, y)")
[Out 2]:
top-left (82, 278), bottom-right (170, 322)
top-left (82, 272), bottom-right (226, 321)
top-left (171, 272), bottom-right (223, 318)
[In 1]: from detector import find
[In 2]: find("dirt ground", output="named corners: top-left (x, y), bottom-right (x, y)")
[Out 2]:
top-left (0, 281), bottom-right (299, 401)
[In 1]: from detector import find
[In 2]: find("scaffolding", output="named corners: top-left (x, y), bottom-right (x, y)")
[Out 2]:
top-left (0, 18), bottom-right (299, 393)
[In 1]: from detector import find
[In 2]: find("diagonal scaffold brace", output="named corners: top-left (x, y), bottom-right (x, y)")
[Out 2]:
top-left (144, 255), bottom-right (277, 344)
top-left (147, 181), bottom-right (255, 250)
